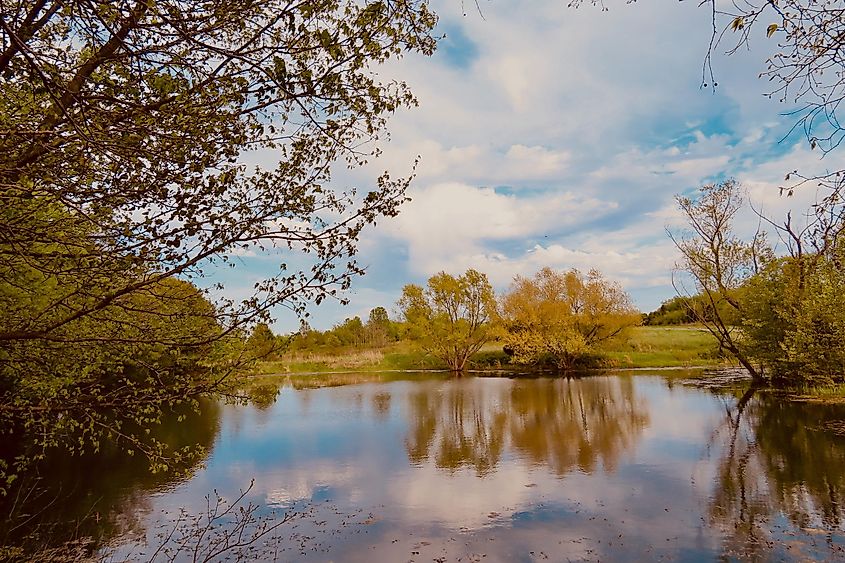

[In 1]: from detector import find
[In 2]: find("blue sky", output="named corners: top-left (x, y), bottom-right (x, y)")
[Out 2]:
top-left (226, 0), bottom-right (835, 333)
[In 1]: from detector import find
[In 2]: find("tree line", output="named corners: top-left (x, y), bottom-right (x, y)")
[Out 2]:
top-left (254, 175), bottom-right (845, 386)
top-left (250, 266), bottom-right (643, 372)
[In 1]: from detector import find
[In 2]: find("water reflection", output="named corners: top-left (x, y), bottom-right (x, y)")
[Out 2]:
top-left (0, 400), bottom-right (221, 558)
top-left (709, 390), bottom-right (845, 559)
top-left (405, 381), bottom-right (508, 475)
top-left (4, 373), bottom-right (845, 561)
top-left (509, 376), bottom-right (648, 474)
top-left (371, 391), bottom-right (392, 420)
top-left (405, 376), bottom-right (649, 476)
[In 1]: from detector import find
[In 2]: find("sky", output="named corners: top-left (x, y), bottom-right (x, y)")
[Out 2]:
top-left (226, 0), bottom-right (839, 333)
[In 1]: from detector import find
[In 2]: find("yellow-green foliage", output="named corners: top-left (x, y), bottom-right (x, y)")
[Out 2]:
top-left (0, 201), bottom-right (228, 491)
top-left (786, 255), bottom-right (845, 378)
top-left (399, 269), bottom-right (499, 371)
top-left (671, 180), bottom-right (771, 379)
top-left (741, 248), bottom-right (845, 382)
top-left (245, 323), bottom-right (279, 360)
top-left (502, 267), bottom-right (641, 369)
top-left (507, 325), bottom-right (588, 368)
top-left (256, 326), bottom-right (725, 373)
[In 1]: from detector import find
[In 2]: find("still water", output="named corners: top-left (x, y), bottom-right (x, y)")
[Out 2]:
top-left (10, 371), bottom-right (845, 561)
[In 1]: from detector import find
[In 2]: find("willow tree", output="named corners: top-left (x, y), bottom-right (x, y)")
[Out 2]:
top-left (398, 269), bottom-right (498, 372)
top-left (0, 0), bottom-right (436, 488)
top-left (502, 267), bottom-right (640, 370)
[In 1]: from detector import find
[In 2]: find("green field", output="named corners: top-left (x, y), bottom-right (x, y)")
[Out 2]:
top-left (256, 325), bottom-right (728, 374)
top-left (596, 326), bottom-right (726, 368)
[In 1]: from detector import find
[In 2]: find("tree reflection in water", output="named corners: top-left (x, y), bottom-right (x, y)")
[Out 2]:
top-left (405, 376), bottom-right (650, 476)
top-left (0, 400), bottom-right (221, 559)
top-left (7, 373), bottom-right (845, 561)
top-left (709, 388), bottom-right (845, 559)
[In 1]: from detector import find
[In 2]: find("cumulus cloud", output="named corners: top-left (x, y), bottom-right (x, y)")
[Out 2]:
top-left (373, 141), bottom-right (570, 185)
top-left (384, 182), bottom-right (614, 275)
top-left (228, 0), bottom-right (836, 330)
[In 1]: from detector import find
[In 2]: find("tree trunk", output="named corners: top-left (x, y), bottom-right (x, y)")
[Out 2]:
top-left (447, 357), bottom-right (465, 373)
top-left (724, 340), bottom-right (766, 383)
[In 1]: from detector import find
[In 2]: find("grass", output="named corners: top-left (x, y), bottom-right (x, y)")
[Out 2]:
top-left (248, 328), bottom-right (845, 405)
top-left (771, 382), bottom-right (845, 404)
top-left (597, 325), bottom-right (727, 369)
top-left (255, 325), bottom-right (728, 375)
top-left (255, 340), bottom-right (443, 374)
top-left (256, 348), bottom-right (387, 374)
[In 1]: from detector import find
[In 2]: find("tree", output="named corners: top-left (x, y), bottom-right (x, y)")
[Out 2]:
top-left (1, 0), bottom-right (436, 334)
top-left (246, 323), bottom-right (278, 360)
top-left (697, 1), bottom-right (845, 152)
top-left (673, 180), bottom-right (845, 383)
top-left (398, 269), bottom-right (498, 372)
top-left (1, 0), bottom-right (436, 339)
top-left (0, 0), bottom-right (436, 489)
top-left (783, 245), bottom-right (845, 381)
top-left (330, 316), bottom-right (366, 347)
top-left (645, 297), bottom-right (690, 326)
top-left (740, 246), bottom-right (845, 383)
top-left (365, 306), bottom-right (392, 347)
top-left (0, 273), bottom-right (228, 494)
top-left (670, 180), bottom-right (770, 381)
top-left (501, 267), bottom-right (640, 369)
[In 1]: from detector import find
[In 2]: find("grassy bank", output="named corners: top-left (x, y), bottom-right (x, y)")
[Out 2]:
top-left (256, 325), bottom-right (728, 374)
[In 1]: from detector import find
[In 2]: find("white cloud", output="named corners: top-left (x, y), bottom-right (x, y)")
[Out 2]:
top-left (369, 140), bottom-right (571, 187)
top-left (222, 0), bottom-right (838, 330)
top-left (504, 144), bottom-right (570, 177)
top-left (384, 182), bottom-right (615, 276)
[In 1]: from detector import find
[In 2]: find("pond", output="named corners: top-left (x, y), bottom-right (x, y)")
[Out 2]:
top-left (4, 370), bottom-right (845, 561)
